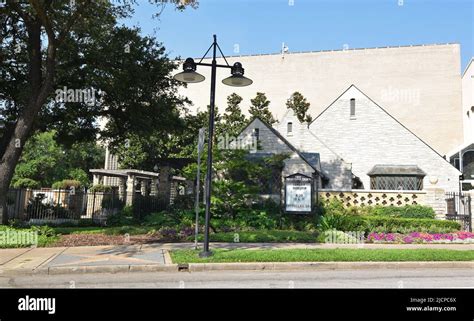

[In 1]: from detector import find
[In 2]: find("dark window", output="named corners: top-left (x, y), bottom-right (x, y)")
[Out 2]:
top-left (287, 122), bottom-right (293, 134)
top-left (253, 128), bottom-right (259, 141)
top-left (370, 176), bottom-right (423, 190)
top-left (451, 158), bottom-right (460, 170)
top-left (350, 98), bottom-right (356, 117)
top-left (463, 151), bottom-right (474, 179)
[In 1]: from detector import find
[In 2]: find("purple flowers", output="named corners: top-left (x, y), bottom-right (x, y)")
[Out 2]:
top-left (179, 227), bottom-right (194, 237)
top-left (159, 228), bottom-right (178, 240)
top-left (366, 231), bottom-right (474, 244)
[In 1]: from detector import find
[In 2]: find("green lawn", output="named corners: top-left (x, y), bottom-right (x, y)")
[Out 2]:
top-left (170, 248), bottom-right (474, 263)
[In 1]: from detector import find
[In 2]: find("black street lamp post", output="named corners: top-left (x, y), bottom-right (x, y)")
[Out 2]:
top-left (174, 35), bottom-right (252, 257)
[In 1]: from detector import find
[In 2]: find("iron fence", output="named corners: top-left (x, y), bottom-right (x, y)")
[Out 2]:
top-left (445, 191), bottom-right (472, 232)
top-left (4, 188), bottom-right (169, 225)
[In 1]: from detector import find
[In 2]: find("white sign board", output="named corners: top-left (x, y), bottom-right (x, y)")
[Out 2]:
top-left (285, 174), bottom-right (312, 213)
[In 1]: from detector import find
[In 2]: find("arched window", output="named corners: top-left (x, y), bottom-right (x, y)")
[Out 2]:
top-left (287, 122), bottom-right (293, 135)
top-left (462, 150), bottom-right (474, 179)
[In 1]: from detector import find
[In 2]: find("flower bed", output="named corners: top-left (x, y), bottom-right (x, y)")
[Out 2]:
top-left (367, 231), bottom-right (474, 244)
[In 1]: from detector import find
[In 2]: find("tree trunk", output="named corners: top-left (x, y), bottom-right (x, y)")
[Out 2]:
top-left (0, 21), bottom-right (55, 224)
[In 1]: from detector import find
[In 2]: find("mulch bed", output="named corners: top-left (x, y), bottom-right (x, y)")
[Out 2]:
top-left (52, 233), bottom-right (168, 247)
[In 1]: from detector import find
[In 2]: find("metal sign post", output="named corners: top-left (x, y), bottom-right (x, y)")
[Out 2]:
top-left (194, 128), bottom-right (205, 250)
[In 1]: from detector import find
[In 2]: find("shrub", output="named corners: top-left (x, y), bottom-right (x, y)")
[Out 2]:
top-left (171, 194), bottom-right (194, 210)
top-left (369, 205), bottom-right (435, 219)
top-left (12, 178), bottom-right (41, 189)
top-left (68, 168), bottom-right (90, 188)
top-left (236, 209), bottom-right (278, 230)
top-left (143, 211), bottom-right (178, 227)
top-left (318, 214), bottom-right (352, 231)
top-left (31, 225), bottom-right (57, 238)
top-left (320, 198), bottom-right (345, 216)
top-left (192, 230), bottom-right (318, 243)
top-left (52, 179), bottom-right (82, 189)
top-left (106, 206), bottom-right (136, 226)
top-left (337, 216), bottom-right (461, 234)
top-left (319, 229), bottom-right (362, 244)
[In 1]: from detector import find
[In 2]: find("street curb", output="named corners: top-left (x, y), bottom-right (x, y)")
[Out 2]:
top-left (40, 264), bottom-right (179, 275)
top-left (2, 261), bottom-right (472, 275)
top-left (163, 250), bottom-right (173, 265)
top-left (186, 261), bottom-right (474, 272)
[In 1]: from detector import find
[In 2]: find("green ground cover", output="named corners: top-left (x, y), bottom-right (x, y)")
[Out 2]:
top-left (190, 230), bottom-right (318, 243)
top-left (170, 248), bottom-right (474, 263)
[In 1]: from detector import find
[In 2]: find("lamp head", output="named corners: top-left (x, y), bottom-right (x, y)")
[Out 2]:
top-left (222, 62), bottom-right (253, 87)
top-left (173, 58), bottom-right (205, 83)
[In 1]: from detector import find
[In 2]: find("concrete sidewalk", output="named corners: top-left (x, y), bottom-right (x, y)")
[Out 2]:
top-left (0, 244), bottom-right (171, 275)
top-left (0, 242), bottom-right (472, 275)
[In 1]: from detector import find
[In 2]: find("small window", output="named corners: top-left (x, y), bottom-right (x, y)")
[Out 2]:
top-left (467, 111), bottom-right (470, 118)
top-left (253, 128), bottom-right (259, 141)
top-left (451, 157), bottom-right (460, 170)
top-left (350, 98), bottom-right (356, 117)
top-left (370, 176), bottom-right (423, 190)
top-left (287, 122), bottom-right (293, 135)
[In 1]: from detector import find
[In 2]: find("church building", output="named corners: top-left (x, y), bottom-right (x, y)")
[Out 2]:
top-left (239, 85), bottom-right (460, 194)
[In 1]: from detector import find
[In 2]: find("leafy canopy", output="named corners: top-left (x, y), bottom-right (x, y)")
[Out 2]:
top-left (286, 91), bottom-right (313, 123)
top-left (249, 92), bottom-right (276, 125)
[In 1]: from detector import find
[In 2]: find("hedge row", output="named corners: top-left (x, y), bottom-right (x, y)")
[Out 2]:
top-left (363, 216), bottom-right (460, 233)
top-left (337, 215), bottom-right (461, 234)
top-left (369, 205), bottom-right (435, 219)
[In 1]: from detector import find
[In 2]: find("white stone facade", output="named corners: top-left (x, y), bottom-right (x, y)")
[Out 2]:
top-left (238, 118), bottom-right (320, 181)
top-left (241, 85), bottom-right (461, 195)
top-left (462, 59), bottom-right (474, 143)
top-left (179, 43), bottom-right (463, 155)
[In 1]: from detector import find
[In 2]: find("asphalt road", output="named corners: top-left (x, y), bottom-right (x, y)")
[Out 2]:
top-left (1, 268), bottom-right (473, 288)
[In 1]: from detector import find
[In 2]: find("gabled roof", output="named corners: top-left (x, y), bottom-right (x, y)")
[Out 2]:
top-left (462, 58), bottom-right (474, 77)
top-left (310, 84), bottom-right (460, 173)
top-left (367, 165), bottom-right (426, 176)
top-left (239, 116), bottom-right (326, 178)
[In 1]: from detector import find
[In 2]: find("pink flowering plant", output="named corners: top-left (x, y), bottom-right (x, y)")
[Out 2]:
top-left (367, 231), bottom-right (474, 244)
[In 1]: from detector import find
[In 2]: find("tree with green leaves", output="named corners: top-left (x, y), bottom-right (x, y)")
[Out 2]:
top-left (112, 104), bottom-right (223, 170)
top-left (249, 92), bottom-right (276, 125)
top-left (11, 131), bottom-right (104, 188)
top-left (182, 149), bottom-right (288, 226)
top-left (222, 93), bottom-right (247, 137)
top-left (0, 0), bottom-right (196, 223)
top-left (286, 91), bottom-right (313, 123)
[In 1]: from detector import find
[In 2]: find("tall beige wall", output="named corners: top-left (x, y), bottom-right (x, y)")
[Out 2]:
top-left (462, 59), bottom-right (474, 143)
top-left (178, 43), bottom-right (463, 155)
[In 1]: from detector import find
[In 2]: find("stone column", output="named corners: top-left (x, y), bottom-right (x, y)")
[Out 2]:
top-left (424, 188), bottom-right (447, 218)
top-left (92, 174), bottom-right (101, 186)
top-left (140, 179), bottom-right (147, 196)
top-left (158, 166), bottom-right (171, 205)
top-left (118, 177), bottom-right (126, 201)
top-left (126, 175), bottom-right (135, 206)
top-left (150, 178), bottom-right (158, 196)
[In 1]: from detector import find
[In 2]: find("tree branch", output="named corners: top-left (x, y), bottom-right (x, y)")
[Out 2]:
top-left (57, 0), bottom-right (92, 45)
top-left (9, 2), bottom-right (33, 27)
top-left (29, 0), bottom-right (56, 44)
